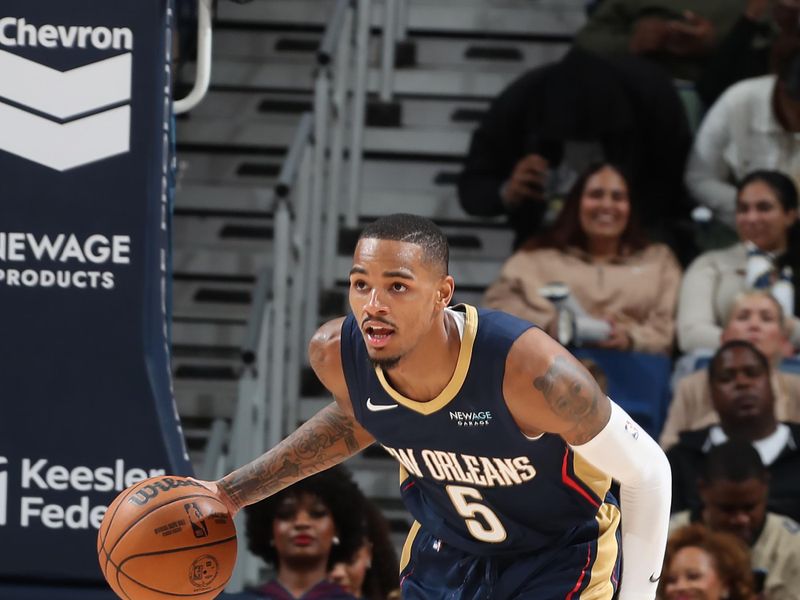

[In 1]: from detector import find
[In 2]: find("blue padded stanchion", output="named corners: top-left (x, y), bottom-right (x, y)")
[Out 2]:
top-left (0, 0), bottom-right (190, 585)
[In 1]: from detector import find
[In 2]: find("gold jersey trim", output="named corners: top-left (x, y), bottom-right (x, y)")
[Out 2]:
top-left (399, 520), bottom-right (422, 574)
top-left (581, 503), bottom-right (621, 599)
top-left (375, 304), bottom-right (478, 415)
top-left (572, 451), bottom-right (612, 502)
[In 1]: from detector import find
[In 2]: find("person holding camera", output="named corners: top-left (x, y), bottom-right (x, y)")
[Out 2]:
top-left (482, 161), bottom-right (681, 355)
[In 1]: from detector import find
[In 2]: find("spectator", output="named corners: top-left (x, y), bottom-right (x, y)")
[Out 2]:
top-left (677, 170), bottom-right (800, 353)
top-left (482, 162), bottom-right (681, 355)
top-left (457, 47), bottom-right (692, 250)
top-left (329, 502), bottom-right (400, 600)
top-left (671, 441), bottom-right (800, 600)
top-left (697, 0), bottom-right (800, 107)
top-left (685, 37), bottom-right (800, 230)
top-left (660, 523), bottom-right (755, 600)
top-left (661, 290), bottom-right (800, 449)
top-left (244, 467), bottom-right (364, 600)
top-left (574, 1), bottom-right (744, 83)
top-left (667, 340), bottom-right (800, 521)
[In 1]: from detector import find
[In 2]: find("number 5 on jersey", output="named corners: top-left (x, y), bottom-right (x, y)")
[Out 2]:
top-left (446, 485), bottom-right (507, 543)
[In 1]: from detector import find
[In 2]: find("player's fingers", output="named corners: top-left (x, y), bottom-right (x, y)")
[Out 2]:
top-left (187, 477), bottom-right (240, 517)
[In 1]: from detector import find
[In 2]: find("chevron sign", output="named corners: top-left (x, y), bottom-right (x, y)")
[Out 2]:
top-left (0, 49), bottom-right (131, 171)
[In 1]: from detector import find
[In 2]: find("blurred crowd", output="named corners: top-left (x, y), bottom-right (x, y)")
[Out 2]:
top-left (463, 1), bottom-right (800, 598)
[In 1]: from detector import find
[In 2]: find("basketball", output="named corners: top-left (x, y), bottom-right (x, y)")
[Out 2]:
top-left (97, 476), bottom-right (237, 600)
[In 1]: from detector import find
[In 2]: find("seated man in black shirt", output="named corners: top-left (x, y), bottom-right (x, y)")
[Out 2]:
top-left (668, 340), bottom-right (800, 522)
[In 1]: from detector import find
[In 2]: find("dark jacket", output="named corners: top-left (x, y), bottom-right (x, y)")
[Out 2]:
top-left (457, 47), bottom-right (692, 248)
top-left (667, 423), bottom-right (800, 522)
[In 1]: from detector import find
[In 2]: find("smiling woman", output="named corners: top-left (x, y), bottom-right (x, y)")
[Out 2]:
top-left (660, 523), bottom-right (754, 600)
top-left (677, 170), bottom-right (800, 353)
top-left (483, 162), bottom-right (682, 355)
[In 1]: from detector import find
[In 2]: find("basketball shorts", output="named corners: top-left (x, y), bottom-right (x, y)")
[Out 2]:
top-left (399, 524), bottom-right (620, 600)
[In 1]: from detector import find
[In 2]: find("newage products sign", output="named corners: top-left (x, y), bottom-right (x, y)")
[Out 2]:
top-left (0, 0), bottom-right (190, 584)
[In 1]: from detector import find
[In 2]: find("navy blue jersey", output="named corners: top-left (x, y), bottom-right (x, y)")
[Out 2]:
top-left (341, 305), bottom-right (619, 563)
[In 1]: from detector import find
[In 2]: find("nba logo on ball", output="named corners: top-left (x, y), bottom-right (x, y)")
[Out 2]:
top-left (185, 502), bottom-right (209, 538)
top-left (190, 555), bottom-right (219, 589)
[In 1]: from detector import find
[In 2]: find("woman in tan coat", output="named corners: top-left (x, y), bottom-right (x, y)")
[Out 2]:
top-left (483, 162), bottom-right (681, 355)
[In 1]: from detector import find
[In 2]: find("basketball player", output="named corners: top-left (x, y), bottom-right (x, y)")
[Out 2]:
top-left (201, 214), bottom-right (671, 599)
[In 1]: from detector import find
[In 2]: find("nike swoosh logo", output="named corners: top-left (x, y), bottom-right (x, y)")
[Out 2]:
top-left (366, 397), bottom-right (399, 412)
top-left (649, 573), bottom-right (661, 583)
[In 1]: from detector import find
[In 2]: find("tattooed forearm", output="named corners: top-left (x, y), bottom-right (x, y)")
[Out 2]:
top-left (219, 402), bottom-right (368, 509)
top-left (533, 356), bottom-right (607, 444)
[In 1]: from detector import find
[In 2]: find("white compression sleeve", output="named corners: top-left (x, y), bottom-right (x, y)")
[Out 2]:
top-left (570, 401), bottom-right (671, 600)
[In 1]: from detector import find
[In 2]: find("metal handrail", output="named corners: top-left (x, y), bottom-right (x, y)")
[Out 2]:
top-left (174, 0), bottom-right (213, 114)
top-left (240, 268), bottom-right (273, 366)
top-left (321, 2), bottom-right (354, 288)
top-left (347, 0), bottom-right (372, 227)
top-left (276, 113), bottom-right (314, 199)
top-left (317, 0), bottom-right (352, 66)
top-left (379, 0), bottom-right (397, 102)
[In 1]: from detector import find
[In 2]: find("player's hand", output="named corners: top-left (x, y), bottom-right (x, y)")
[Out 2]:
top-left (664, 11), bottom-right (715, 56)
top-left (629, 17), bottom-right (671, 54)
top-left (189, 477), bottom-right (240, 518)
top-left (501, 154), bottom-right (549, 209)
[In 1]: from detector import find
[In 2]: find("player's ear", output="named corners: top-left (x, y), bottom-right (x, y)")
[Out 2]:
top-left (437, 275), bottom-right (455, 307)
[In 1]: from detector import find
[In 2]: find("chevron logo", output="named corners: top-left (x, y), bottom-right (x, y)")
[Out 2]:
top-left (0, 49), bottom-right (131, 171)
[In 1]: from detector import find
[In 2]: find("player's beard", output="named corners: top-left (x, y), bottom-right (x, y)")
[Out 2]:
top-left (369, 353), bottom-right (403, 370)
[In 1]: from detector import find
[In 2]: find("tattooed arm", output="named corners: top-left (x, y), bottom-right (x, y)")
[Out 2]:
top-left (503, 327), bottom-right (611, 444)
top-left (505, 328), bottom-right (671, 600)
top-left (214, 317), bottom-right (375, 514)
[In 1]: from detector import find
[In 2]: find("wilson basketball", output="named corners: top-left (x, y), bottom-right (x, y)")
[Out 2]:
top-left (97, 475), bottom-right (237, 600)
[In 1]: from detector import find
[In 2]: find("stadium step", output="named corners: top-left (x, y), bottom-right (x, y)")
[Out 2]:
top-left (186, 89), bottom-right (490, 132)
top-left (178, 117), bottom-right (471, 158)
top-left (216, 0), bottom-right (586, 38)
top-left (190, 58), bottom-right (521, 99)
top-left (177, 151), bottom-right (465, 190)
top-left (211, 29), bottom-right (569, 71)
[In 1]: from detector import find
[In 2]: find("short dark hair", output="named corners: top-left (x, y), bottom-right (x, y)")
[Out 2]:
top-left (738, 170), bottom-right (799, 213)
top-left (244, 466), bottom-right (366, 568)
top-left (359, 214), bottom-right (449, 275)
top-left (702, 440), bottom-right (768, 483)
top-left (708, 340), bottom-right (769, 381)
